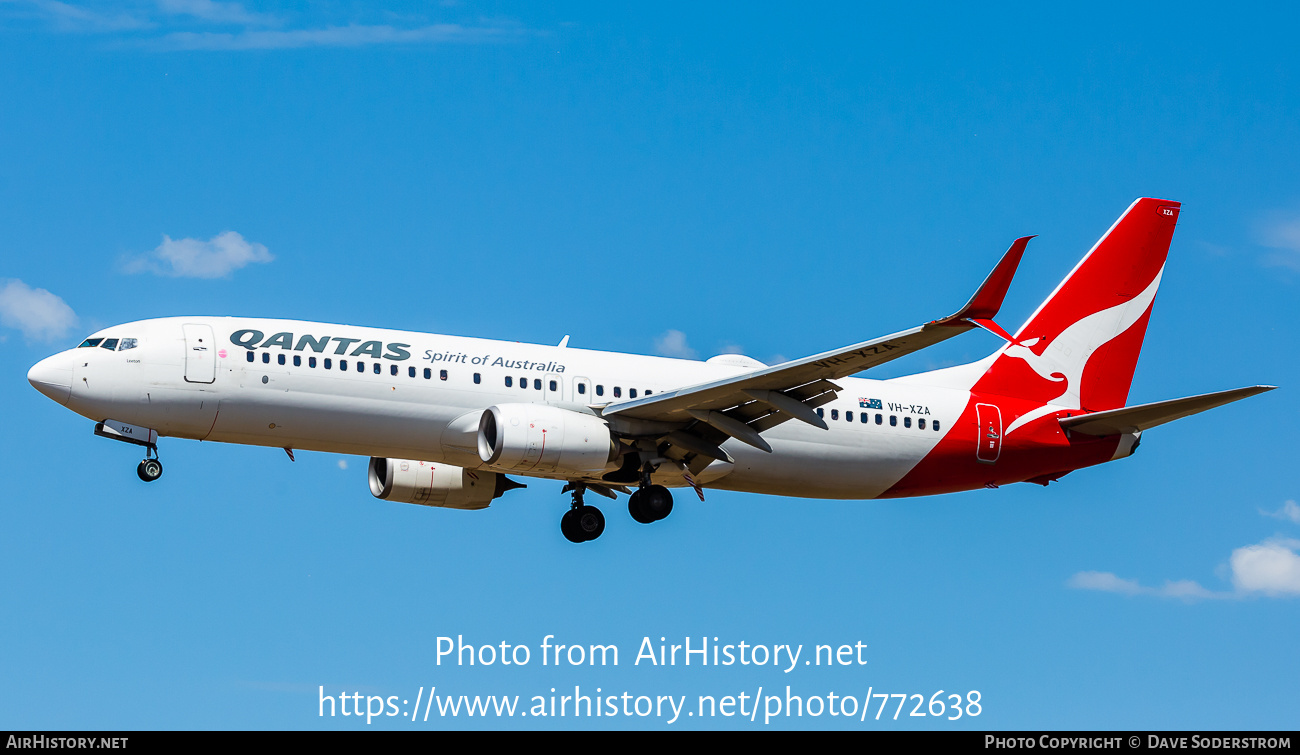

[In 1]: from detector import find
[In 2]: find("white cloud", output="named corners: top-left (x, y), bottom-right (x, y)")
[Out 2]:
top-left (1066, 571), bottom-right (1228, 600)
top-left (654, 329), bottom-right (697, 359)
top-left (337, 459), bottom-right (348, 470)
top-left (1229, 538), bottom-right (1300, 596)
top-left (153, 22), bottom-right (521, 50)
top-left (1070, 535), bottom-right (1300, 601)
top-left (13, 0), bottom-right (154, 32)
top-left (155, 0), bottom-right (279, 27)
top-left (6, 1), bottom-right (531, 50)
top-left (1261, 500), bottom-right (1300, 524)
top-left (124, 231), bottom-right (272, 278)
top-left (1158, 580), bottom-right (1224, 601)
top-left (1258, 211), bottom-right (1300, 271)
top-left (0, 279), bottom-right (78, 342)
top-left (1067, 571), bottom-right (1144, 596)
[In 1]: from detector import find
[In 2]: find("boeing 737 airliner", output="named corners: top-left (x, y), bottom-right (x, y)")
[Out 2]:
top-left (27, 199), bottom-right (1273, 542)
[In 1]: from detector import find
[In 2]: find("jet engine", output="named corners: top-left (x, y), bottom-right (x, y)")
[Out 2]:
top-left (368, 458), bottom-right (522, 510)
top-left (477, 403), bottom-right (618, 476)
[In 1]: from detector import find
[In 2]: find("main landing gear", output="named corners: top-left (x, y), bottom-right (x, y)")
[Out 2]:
top-left (628, 462), bottom-right (673, 524)
top-left (136, 445), bottom-right (163, 483)
top-left (560, 483), bottom-right (605, 543)
top-left (559, 463), bottom-right (676, 543)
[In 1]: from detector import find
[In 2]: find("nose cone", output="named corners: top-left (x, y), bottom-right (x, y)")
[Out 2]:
top-left (28, 353), bottom-right (72, 405)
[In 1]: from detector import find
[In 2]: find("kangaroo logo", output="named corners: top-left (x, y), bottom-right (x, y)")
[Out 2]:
top-left (1001, 267), bottom-right (1164, 435)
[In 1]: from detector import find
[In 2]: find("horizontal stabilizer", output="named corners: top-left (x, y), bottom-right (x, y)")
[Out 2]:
top-left (1059, 385), bottom-right (1276, 436)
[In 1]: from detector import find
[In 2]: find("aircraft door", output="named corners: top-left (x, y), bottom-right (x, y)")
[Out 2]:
top-left (975, 403), bottom-right (1002, 464)
top-left (572, 377), bottom-right (592, 404)
top-left (544, 373), bottom-right (564, 402)
top-left (183, 323), bottom-right (216, 384)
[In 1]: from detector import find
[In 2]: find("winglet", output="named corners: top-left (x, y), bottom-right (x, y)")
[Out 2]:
top-left (929, 235), bottom-right (1034, 329)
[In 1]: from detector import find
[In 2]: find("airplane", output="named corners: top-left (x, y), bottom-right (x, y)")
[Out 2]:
top-left (26, 198), bottom-right (1274, 543)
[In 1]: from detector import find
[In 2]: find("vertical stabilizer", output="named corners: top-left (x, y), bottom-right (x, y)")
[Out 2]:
top-left (974, 198), bottom-right (1180, 412)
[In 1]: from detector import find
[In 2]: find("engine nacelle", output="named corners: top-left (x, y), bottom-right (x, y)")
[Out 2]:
top-left (368, 458), bottom-right (518, 510)
top-left (477, 403), bottom-right (618, 476)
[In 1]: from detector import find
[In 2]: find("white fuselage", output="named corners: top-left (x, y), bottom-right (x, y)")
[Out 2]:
top-left (31, 316), bottom-right (970, 499)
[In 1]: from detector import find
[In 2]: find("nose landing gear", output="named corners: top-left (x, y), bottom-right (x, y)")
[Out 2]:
top-left (94, 420), bottom-right (164, 483)
top-left (136, 445), bottom-right (163, 482)
top-left (560, 483), bottom-right (605, 543)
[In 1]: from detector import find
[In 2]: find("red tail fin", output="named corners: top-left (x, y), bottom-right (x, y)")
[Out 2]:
top-left (975, 198), bottom-right (1181, 412)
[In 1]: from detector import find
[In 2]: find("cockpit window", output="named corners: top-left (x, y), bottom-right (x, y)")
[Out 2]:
top-left (78, 338), bottom-right (103, 348)
top-left (100, 338), bottom-right (119, 351)
top-left (117, 338), bottom-right (138, 351)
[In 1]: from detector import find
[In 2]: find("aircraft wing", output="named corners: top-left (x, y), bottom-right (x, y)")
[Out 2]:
top-left (600, 236), bottom-right (1033, 454)
top-left (1059, 385), bottom-right (1276, 436)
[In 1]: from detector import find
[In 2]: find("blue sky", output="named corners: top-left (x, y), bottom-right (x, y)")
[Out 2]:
top-left (1, 1), bottom-right (1298, 730)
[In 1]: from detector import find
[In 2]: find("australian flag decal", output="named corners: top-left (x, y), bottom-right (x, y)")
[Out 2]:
top-left (860, 398), bottom-right (882, 409)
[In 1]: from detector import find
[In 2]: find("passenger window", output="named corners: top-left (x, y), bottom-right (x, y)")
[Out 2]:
top-left (357, 361), bottom-right (365, 373)
top-left (630, 388), bottom-right (638, 398)
top-left (614, 387), bottom-right (622, 398)
top-left (831, 409), bottom-right (839, 420)
top-left (918, 418), bottom-right (926, 430)
top-left (440, 370), bottom-right (448, 381)
top-left (373, 363), bottom-right (381, 375)
top-left (875, 413), bottom-right (883, 425)
top-left (325, 358), bottom-right (332, 370)
top-left (473, 373), bottom-right (481, 384)
top-left (262, 352), bottom-right (270, 364)
top-left (293, 355), bottom-right (301, 367)
top-left (816, 408), bottom-right (824, 418)
top-left (846, 411), bottom-right (853, 422)
top-left (309, 357), bottom-right (317, 368)
top-left (904, 416), bottom-right (912, 428)
top-left (506, 376), bottom-right (513, 387)
top-left (78, 338), bottom-right (103, 348)
top-left (933, 420), bottom-right (941, 432)
top-left (645, 390), bottom-right (652, 395)
top-left (549, 380), bottom-right (557, 392)
top-left (578, 383), bottom-right (586, 395)
top-left (409, 366), bottom-right (416, 378)
top-left (340, 360), bottom-right (348, 370)
top-left (117, 338), bottom-right (138, 351)
top-left (521, 377), bottom-right (527, 390)
top-left (278, 354), bottom-right (286, 365)
top-left (596, 385), bottom-right (604, 397)
top-left (860, 412), bottom-right (868, 423)
top-left (390, 365), bottom-right (398, 376)
top-left (424, 368), bottom-right (432, 379)
top-left (100, 339), bottom-right (119, 350)
top-left (533, 378), bottom-right (541, 390)
top-left (889, 415), bottom-right (897, 427)
top-left (246, 351), bottom-right (254, 363)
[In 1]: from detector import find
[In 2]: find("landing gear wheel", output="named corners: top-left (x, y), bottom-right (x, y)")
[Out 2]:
top-left (642, 485), bottom-right (673, 521)
top-left (137, 458), bottom-right (163, 482)
top-left (577, 506), bottom-right (605, 541)
top-left (628, 489), bottom-right (655, 524)
top-left (629, 486), bottom-right (673, 523)
top-left (561, 509), bottom-right (585, 543)
top-left (561, 506), bottom-right (605, 543)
